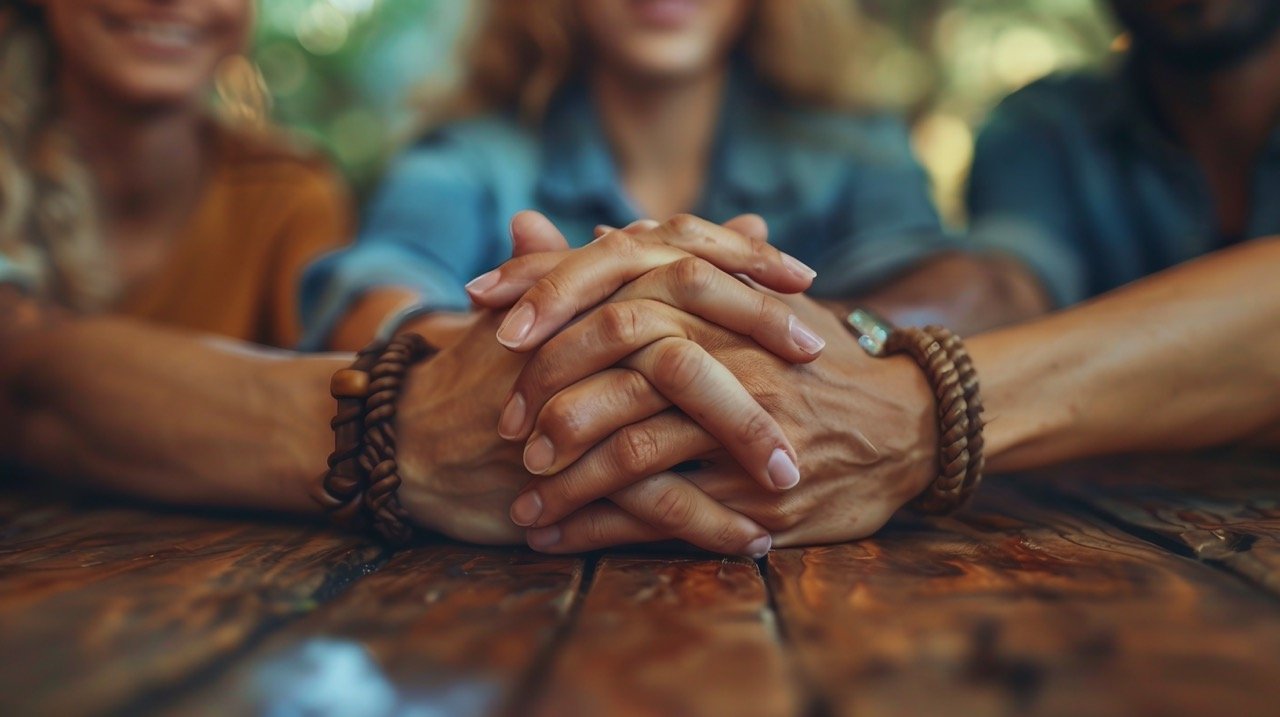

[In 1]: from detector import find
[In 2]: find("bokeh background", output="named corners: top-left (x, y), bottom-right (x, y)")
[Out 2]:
top-left (240, 0), bottom-right (1121, 225)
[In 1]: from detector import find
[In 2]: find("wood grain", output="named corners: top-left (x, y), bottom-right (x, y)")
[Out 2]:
top-left (165, 545), bottom-right (583, 717)
top-left (0, 492), bottom-right (384, 717)
top-left (1039, 452), bottom-right (1280, 596)
top-left (769, 478), bottom-right (1280, 717)
top-left (532, 555), bottom-right (801, 717)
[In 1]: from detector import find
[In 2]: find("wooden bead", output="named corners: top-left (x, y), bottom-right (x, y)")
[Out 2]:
top-left (330, 369), bottom-right (369, 399)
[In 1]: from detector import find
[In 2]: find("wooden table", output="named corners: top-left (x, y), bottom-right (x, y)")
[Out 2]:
top-left (2, 451), bottom-right (1279, 717)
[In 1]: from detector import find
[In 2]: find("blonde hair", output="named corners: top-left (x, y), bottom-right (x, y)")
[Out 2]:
top-left (0, 3), bottom-right (116, 310)
top-left (425, 0), bottom-right (867, 126)
top-left (0, 3), bottom-right (269, 312)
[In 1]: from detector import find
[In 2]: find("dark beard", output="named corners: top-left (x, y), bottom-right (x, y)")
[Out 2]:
top-left (1115, 0), bottom-right (1280, 73)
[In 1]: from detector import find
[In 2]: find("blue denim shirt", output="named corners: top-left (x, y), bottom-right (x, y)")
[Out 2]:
top-left (967, 69), bottom-right (1280, 307)
top-left (298, 72), bottom-right (953, 349)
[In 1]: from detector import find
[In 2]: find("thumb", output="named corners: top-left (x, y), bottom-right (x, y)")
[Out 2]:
top-left (510, 210), bottom-right (570, 256)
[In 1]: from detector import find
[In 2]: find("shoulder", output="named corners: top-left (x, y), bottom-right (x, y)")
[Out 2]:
top-left (388, 113), bottom-right (540, 186)
top-left (981, 71), bottom-right (1117, 139)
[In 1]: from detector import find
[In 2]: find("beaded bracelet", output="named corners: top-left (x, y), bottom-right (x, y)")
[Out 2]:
top-left (844, 309), bottom-right (985, 515)
top-left (310, 333), bottom-right (436, 544)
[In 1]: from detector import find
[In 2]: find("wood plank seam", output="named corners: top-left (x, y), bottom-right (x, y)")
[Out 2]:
top-left (497, 553), bottom-right (600, 717)
top-left (758, 555), bottom-right (834, 717)
top-left (1020, 480), bottom-right (1280, 605)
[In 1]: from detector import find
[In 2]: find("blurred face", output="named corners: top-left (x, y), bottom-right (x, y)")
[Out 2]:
top-left (575, 0), bottom-right (754, 83)
top-left (39, 0), bottom-right (252, 109)
top-left (1109, 0), bottom-right (1280, 70)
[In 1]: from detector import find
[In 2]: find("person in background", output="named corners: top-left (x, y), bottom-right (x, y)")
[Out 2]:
top-left (968, 0), bottom-right (1280, 306)
top-left (0, 0), bottom-right (350, 347)
top-left (0, 0), bottom-right (870, 558)
top-left (302, 0), bottom-right (1049, 352)
top-left (469, 208), bottom-right (1279, 554)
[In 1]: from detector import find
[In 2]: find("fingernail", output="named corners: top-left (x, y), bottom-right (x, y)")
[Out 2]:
top-left (768, 448), bottom-right (800, 490)
top-left (499, 393), bottom-right (526, 439)
top-left (527, 524), bottom-right (561, 549)
top-left (788, 315), bottom-right (825, 355)
top-left (465, 269), bottom-right (501, 295)
top-left (745, 534), bottom-right (772, 559)
top-left (782, 253), bottom-right (817, 280)
top-left (524, 434), bottom-right (555, 474)
top-left (510, 491), bottom-right (544, 527)
top-left (497, 303), bottom-right (535, 348)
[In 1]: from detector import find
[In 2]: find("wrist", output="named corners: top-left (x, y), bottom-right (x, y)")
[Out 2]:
top-left (260, 356), bottom-right (347, 513)
top-left (886, 354), bottom-right (941, 503)
top-left (967, 328), bottom-right (1076, 473)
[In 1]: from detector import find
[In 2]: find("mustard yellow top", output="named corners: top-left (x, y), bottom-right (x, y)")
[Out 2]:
top-left (114, 129), bottom-right (352, 348)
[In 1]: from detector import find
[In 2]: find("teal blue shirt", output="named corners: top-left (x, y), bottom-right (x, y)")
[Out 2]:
top-left (299, 72), bottom-right (954, 349)
top-left (967, 70), bottom-right (1280, 306)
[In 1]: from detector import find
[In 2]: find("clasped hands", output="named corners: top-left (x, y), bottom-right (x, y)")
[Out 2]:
top-left (394, 212), bottom-right (938, 555)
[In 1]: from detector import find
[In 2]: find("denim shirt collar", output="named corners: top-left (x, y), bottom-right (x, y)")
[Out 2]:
top-left (534, 65), bottom-right (793, 218)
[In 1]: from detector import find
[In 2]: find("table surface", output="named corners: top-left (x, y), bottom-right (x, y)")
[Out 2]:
top-left (2, 451), bottom-right (1279, 717)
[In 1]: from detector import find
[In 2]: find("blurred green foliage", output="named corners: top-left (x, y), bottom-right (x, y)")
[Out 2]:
top-left (249, 0), bottom-right (1119, 219)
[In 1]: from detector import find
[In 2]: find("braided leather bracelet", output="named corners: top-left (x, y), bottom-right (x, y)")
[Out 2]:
top-left (922, 325), bottom-right (985, 507)
top-left (310, 333), bottom-right (436, 545)
top-left (845, 310), bottom-right (985, 515)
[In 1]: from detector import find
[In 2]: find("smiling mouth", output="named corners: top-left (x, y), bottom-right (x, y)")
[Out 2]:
top-left (105, 15), bottom-right (204, 51)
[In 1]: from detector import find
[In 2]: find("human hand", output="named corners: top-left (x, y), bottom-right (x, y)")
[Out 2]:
top-left (466, 212), bottom-right (820, 352)
top-left (392, 310), bottom-right (774, 555)
top-left (474, 213), bottom-right (846, 552)
top-left (482, 211), bottom-right (829, 484)
top-left (517, 291), bottom-right (939, 552)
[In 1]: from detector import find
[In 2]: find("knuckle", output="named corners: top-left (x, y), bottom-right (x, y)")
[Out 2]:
top-left (538, 395), bottom-right (587, 445)
top-left (543, 471), bottom-right (586, 512)
top-left (651, 484), bottom-right (696, 529)
top-left (598, 302), bottom-right (642, 347)
top-left (603, 231), bottom-right (641, 258)
top-left (747, 236), bottom-right (773, 275)
top-left (524, 271), bottom-right (570, 304)
top-left (669, 256), bottom-right (717, 300)
top-left (582, 512), bottom-right (612, 548)
top-left (709, 520), bottom-right (747, 553)
top-left (752, 292), bottom-right (775, 328)
top-left (665, 213), bottom-right (703, 238)
top-left (619, 368), bottom-right (655, 405)
top-left (651, 340), bottom-right (707, 393)
top-left (520, 357), bottom-right (560, 401)
top-left (737, 410), bottom-right (779, 449)
top-left (613, 424), bottom-right (662, 476)
top-left (524, 273), bottom-right (572, 312)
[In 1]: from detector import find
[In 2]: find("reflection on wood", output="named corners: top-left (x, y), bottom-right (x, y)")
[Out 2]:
top-left (0, 494), bottom-right (383, 716)
top-left (768, 478), bottom-right (1280, 717)
top-left (169, 545), bottom-right (583, 717)
top-left (533, 555), bottom-right (800, 717)
top-left (2, 453), bottom-right (1278, 717)
top-left (1041, 452), bottom-right (1280, 596)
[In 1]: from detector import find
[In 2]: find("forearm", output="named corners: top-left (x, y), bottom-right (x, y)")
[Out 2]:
top-left (1, 293), bottom-right (341, 511)
top-left (971, 237), bottom-right (1280, 472)
top-left (327, 287), bottom-right (473, 351)
top-left (855, 253), bottom-right (1051, 335)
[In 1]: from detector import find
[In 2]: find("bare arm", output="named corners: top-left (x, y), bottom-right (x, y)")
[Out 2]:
top-left (0, 287), bottom-right (338, 512)
top-left (973, 237), bottom-right (1280, 471)
top-left (825, 252), bottom-right (1052, 336)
